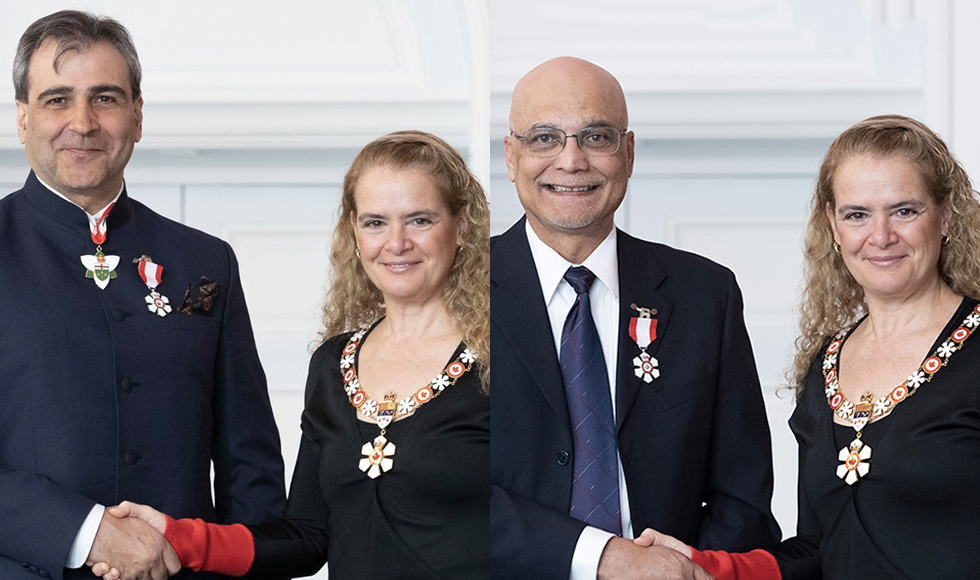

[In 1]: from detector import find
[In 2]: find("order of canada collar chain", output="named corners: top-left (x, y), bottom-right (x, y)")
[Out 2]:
top-left (823, 302), bottom-right (980, 485)
top-left (340, 327), bottom-right (477, 479)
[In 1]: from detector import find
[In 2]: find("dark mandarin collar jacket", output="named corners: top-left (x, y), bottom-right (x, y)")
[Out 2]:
top-left (0, 172), bottom-right (286, 579)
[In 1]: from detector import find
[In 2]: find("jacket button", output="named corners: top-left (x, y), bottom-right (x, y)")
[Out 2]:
top-left (120, 378), bottom-right (132, 392)
top-left (124, 451), bottom-right (139, 465)
top-left (112, 308), bottom-right (128, 321)
top-left (557, 451), bottom-right (570, 466)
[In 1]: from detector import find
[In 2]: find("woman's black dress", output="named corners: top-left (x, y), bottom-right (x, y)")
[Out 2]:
top-left (246, 329), bottom-right (489, 580)
top-left (772, 297), bottom-right (980, 579)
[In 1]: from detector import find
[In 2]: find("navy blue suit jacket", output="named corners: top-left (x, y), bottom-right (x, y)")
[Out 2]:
top-left (0, 173), bottom-right (286, 579)
top-left (490, 219), bottom-right (780, 579)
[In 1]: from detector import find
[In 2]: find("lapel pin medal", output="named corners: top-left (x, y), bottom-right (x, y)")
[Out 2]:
top-left (134, 255), bottom-right (171, 316)
top-left (629, 303), bottom-right (660, 383)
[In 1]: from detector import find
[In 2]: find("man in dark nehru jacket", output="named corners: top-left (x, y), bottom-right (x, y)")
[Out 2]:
top-left (0, 11), bottom-right (286, 579)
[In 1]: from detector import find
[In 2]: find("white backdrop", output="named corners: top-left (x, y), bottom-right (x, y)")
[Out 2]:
top-left (3, 0), bottom-right (980, 574)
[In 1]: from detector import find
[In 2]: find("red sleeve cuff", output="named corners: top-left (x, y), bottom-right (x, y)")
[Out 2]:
top-left (690, 547), bottom-right (781, 580)
top-left (164, 514), bottom-right (255, 576)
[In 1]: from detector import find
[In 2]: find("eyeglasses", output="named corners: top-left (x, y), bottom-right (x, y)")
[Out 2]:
top-left (510, 126), bottom-right (628, 157)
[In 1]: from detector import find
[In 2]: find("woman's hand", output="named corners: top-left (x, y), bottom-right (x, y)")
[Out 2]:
top-left (633, 527), bottom-right (693, 558)
top-left (106, 501), bottom-right (168, 534)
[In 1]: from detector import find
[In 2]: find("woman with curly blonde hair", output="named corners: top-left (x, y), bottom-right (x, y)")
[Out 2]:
top-left (94, 131), bottom-right (490, 580)
top-left (791, 115), bottom-right (980, 391)
top-left (320, 130), bottom-right (490, 385)
top-left (634, 115), bottom-right (980, 578)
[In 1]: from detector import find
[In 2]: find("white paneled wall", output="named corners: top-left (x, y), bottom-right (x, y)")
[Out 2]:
top-left (5, 0), bottom-right (980, 571)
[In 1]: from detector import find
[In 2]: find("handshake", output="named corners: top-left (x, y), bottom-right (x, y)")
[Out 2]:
top-left (596, 529), bottom-right (715, 580)
top-left (85, 502), bottom-right (177, 580)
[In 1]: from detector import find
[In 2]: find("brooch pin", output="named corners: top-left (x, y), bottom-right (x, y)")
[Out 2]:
top-left (629, 303), bottom-right (660, 383)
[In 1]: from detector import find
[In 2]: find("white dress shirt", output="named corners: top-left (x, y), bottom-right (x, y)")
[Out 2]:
top-left (524, 221), bottom-right (634, 580)
top-left (37, 175), bottom-right (122, 568)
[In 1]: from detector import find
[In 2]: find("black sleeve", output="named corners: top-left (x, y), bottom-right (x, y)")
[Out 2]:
top-left (245, 418), bottom-right (331, 579)
top-left (770, 410), bottom-right (822, 580)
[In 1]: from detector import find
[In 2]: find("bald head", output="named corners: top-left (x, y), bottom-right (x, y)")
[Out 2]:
top-left (504, 57), bottom-right (634, 263)
top-left (509, 57), bottom-right (628, 132)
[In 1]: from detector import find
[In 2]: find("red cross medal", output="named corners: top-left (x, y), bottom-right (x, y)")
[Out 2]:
top-left (135, 256), bottom-right (171, 317)
top-left (80, 203), bottom-right (119, 290)
top-left (629, 304), bottom-right (660, 383)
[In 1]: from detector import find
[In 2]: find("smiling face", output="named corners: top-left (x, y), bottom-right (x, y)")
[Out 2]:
top-left (828, 154), bottom-right (950, 303)
top-left (16, 39), bottom-right (143, 209)
top-left (351, 166), bottom-right (465, 307)
top-left (505, 57), bottom-right (634, 248)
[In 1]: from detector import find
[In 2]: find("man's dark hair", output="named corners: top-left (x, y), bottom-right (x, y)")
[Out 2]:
top-left (13, 10), bottom-right (141, 102)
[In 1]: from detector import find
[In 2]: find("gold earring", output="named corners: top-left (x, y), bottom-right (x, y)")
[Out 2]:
top-left (941, 235), bottom-right (950, 246)
top-left (356, 247), bottom-right (361, 259)
top-left (833, 241), bottom-right (841, 254)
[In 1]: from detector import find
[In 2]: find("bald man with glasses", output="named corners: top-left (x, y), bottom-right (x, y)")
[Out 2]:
top-left (490, 57), bottom-right (780, 580)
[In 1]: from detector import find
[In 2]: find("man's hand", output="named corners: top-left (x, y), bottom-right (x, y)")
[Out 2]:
top-left (84, 511), bottom-right (180, 580)
top-left (597, 537), bottom-right (715, 580)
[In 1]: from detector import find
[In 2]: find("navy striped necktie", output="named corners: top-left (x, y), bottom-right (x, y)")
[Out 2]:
top-left (560, 266), bottom-right (622, 535)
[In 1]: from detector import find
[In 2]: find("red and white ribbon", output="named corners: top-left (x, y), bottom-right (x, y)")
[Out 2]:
top-left (629, 317), bottom-right (657, 351)
top-left (89, 202), bottom-right (114, 245)
top-left (137, 256), bottom-right (171, 316)
top-left (137, 257), bottom-right (163, 290)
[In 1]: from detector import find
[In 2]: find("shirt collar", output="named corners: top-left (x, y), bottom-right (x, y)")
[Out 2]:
top-left (35, 174), bottom-right (124, 224)
top-left (525, 219), bottom-right (619, 306)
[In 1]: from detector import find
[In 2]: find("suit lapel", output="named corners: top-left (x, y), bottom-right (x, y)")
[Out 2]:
top-left (615, 230), bottom-right (673, 430)
top-left (491, 219), bottom-right (569, 424)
